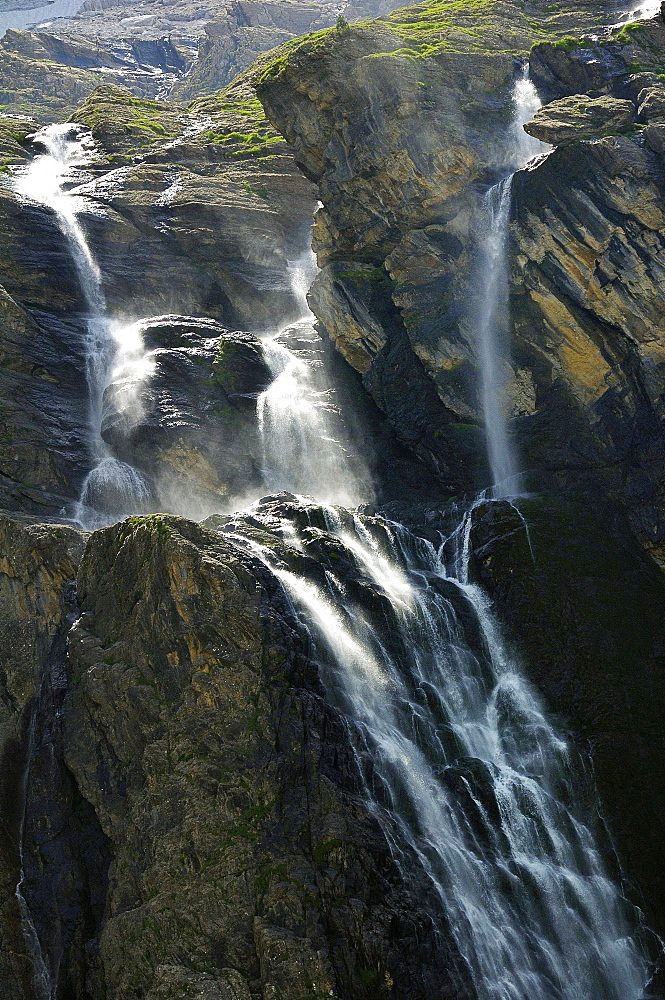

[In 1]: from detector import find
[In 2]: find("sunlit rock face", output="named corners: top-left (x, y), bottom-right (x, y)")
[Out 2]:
top-left (256, 0), bottom-right (665, 549)
top-left (509, 15), bottom-right (665, 552)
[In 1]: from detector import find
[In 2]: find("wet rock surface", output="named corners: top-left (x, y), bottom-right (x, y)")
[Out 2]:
top-left (69, 84), bottom-right (318, 329)
top-left (466, 496), bottom-right (665, 938)
top-left (59, 509), bottom-right (475, 999)
top-left (0, 81), bottom-right (317, 515)
top-left (101, 315), bottom-right (271, 517)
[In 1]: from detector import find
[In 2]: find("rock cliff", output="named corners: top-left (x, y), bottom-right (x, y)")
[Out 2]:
top-left (255, 0), bottom-right (665, 554)
top-left (1, 0), bottom-right (665, 994)
top-left (0, 507), bottom-right (482, 999)
top-left (0, 81), bottom-right (317, 516)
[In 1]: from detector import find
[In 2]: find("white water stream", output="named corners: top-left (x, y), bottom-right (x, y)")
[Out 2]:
top-left (256, 254), bottom-right (371, 508)
top-left (14, 124), bottom-right (152, 528)
top-left (615, 0), bottom-right (661, 23)
top-left (227, 498), bottom-right (652, 1000)
top-left (473, 69), bottom-right (548, 497)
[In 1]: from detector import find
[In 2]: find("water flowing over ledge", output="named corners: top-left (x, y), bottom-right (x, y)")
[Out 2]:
top-left (13, 123), bottom-right (153, 529)
top-left (221, 494), bottom-right (652, 1000)
top-left (471, 67), bottom-right (549, 499)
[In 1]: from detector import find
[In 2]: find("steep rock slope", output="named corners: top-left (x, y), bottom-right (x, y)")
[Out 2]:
top-left (510, 19), bottom-right (665, 554)
top-left (255, 0), bottom-right (665, 539)
top-left (68, 84), bottom-right (318, 328)
top-left (61, 511), bottom-right (473, 998)
top-left (0, 515), bottom-right (96, 1000)
top-left (2, 496), bottom-right (664, 995)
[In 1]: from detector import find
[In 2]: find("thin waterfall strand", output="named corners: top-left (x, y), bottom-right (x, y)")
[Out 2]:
top-left (225, 497), bottom-right (650, 1000)
top-left (475, 69), bottom-right (549, 497)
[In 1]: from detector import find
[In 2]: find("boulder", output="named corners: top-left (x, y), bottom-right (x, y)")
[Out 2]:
top-left (523, 94), bottom-right (634, 145)
top-left (101, 315), bottom-right (271, 517)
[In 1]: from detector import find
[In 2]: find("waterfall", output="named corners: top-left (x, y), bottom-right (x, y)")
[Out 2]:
top-left (256, 252), bottom-right (371, 508)
top-left (615, 0), bottom-right (661, 23)
top-left (13, 123), bottom-right (151, 529)
top-left (474, 68), bottom-right (549, 498)
top-left (225, 496), bottom-right (651, 1000)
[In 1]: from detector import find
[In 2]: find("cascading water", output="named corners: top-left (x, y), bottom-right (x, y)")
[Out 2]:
top-left (13, 123), bottom-right (151, 528)
top-left (225, 496), bottom-right (652, 1000)
top-left (256, 253), bottom-right (371, 507)
top-left (473, 69), bottom-right (549, 497)
top-left (616, 0), bottom-right (661, 23)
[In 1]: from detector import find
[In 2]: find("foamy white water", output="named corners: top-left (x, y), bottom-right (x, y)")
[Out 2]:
top-left (256, 254), bottom-right (371, 508)
top-left (615, 0), bottom-right (661, 23)
top-left (14, 124), bottom-right (152, 527)
top-left (226, 497), bottom-right (652, 1000)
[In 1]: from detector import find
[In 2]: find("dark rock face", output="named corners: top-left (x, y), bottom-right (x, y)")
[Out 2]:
top-left (0, 514), bottom-right (107, 1000)
top-left (466, 496), bottom-right (665, 938)
top-left (0, 190), bottom-right (94, 515)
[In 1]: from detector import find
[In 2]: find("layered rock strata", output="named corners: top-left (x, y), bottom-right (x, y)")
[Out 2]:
top-left (255, 0), bottom-right (665, 551)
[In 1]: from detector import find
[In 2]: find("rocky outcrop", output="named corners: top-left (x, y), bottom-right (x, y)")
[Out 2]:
top-left (0, 0), bottom-right (410, 123)
top-left (509, 18), bottom-right (665, 551)
top-left (254, 0), bottom-right (665, 549)
top-left (2, 497), bottom-right (665, 994)
top-left (172, 0), bottom-right (403, 103)
top-left (101, 315), bottom-right (271, 517)
top-left (529, 14), bottom-right (665, 100)
top-left (523, 93), bottom-right (634, 144)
